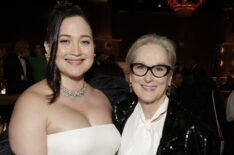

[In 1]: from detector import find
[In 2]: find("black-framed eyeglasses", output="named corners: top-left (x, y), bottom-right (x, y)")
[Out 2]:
top-left (130, 63), bottom-right (171, 78)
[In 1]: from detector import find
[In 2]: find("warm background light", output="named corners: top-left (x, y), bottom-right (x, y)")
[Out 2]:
top-left (166, 0), bottom-right (204, 16)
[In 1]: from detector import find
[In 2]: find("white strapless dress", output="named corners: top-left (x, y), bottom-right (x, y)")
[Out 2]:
top-left (47, 124), bottom-right (121, 155)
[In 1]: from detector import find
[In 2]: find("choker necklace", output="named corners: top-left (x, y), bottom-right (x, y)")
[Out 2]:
top-left (60, 82), bottom-right (87, 99)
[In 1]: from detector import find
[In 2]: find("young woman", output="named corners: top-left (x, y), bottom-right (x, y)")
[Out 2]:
top-left (9, 2), bottom-right (120, 155)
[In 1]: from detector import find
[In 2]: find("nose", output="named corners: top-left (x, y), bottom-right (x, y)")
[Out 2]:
top-left (70, 41), bottom-right (81, 56)
top-left (144, 70), bottom-right (153, 83)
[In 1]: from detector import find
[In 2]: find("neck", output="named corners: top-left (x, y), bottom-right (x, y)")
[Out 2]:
top-left (140, 95), bottom-right (166, 120)
top-left (60, 76), bottom-right (85, 92)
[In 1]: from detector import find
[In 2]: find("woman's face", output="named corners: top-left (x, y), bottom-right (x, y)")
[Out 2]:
top-left (130, 43), bottom-right (172, 105)
top-left (56, 16), bottom-right (94, 80)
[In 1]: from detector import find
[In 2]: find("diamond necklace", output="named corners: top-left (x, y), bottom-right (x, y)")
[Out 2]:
top-left (60, 82), bottom-right (87, 99)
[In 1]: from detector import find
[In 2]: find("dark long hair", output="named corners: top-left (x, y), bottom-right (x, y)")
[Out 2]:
top-left (45, 1), bottom-right (91, 103)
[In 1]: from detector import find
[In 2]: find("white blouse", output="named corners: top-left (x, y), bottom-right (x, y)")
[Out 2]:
top-left (118, 97), bottom-right (169, 155)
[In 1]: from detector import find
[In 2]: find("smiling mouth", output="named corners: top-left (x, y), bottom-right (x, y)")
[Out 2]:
top-left (142, 85), bottom-right (156, 91)
top-left (66, 58), bottom-right (84, 65)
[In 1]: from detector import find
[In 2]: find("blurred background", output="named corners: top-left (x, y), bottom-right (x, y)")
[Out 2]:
top-left (0, 0), bottom-right (233, 78)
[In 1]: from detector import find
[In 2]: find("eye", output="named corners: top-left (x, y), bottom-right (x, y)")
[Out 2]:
top-left (154, 66), bottom-right (165, 71)
top-left (59, 39), bottom-right (70, 44)
top-left (135, 64), bottom-right (145, 70)
top-left (81, 40), bottom-right (90, 45)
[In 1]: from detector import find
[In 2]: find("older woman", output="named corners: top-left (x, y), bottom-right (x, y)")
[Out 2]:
top-left (9, 2), bottom-right (120, 155)
top-left (115, 34), bottom-right (219, 155)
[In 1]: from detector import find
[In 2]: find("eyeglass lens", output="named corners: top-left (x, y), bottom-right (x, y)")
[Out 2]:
top-left (131, 63), bottom-right (170, 77)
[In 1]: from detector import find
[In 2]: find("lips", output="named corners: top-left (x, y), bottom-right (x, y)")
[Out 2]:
top-left (141, 84), bottom-right (156, 91)
top-left (65, 58), bottom-right (84, 65)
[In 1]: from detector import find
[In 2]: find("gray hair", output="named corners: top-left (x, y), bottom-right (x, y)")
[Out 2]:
top-left (126, 33), bottom-right (176, 70)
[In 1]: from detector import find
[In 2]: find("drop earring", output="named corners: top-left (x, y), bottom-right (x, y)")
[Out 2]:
top-left (166, 85), bottom-right (171, 97)
top-left (45, 53), bottom-right (50, 62)
top-left (129, 83), bottom-right (133, 93)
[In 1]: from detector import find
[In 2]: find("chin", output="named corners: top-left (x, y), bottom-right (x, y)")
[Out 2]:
top-left (139, 98), bottom-right (157, 105)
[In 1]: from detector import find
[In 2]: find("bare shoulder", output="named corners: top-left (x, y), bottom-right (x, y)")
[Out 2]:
top-left (9, 80), bottom-right (51, 128)
top-left (88, 85), bottom-right (112, 110)
top-left (14, 80), bottom-right (50, 110)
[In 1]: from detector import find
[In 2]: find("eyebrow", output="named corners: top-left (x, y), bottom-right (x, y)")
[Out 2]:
top-left (134, 62), bottom-right (169, 66)
top-left (59, 34), bottom-right (92, 39)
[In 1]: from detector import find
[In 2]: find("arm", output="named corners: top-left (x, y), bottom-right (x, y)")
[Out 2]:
top-left (9, 91), bottom-right (48, 155)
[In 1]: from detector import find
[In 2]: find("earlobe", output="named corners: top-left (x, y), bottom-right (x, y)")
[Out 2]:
top-left (44, 41), bottom-right (50, 54)
top-left (129, 74), bottom-right (132, 83)
top-left (168, 72), bottom-right (173, 86)
top-left (44, 42), bottom-right (51, 62)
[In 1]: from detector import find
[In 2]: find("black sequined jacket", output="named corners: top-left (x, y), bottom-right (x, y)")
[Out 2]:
top-left (88, 75), bottom-right (220, 155)
top-left (113, 96), bottom-right (220, 155)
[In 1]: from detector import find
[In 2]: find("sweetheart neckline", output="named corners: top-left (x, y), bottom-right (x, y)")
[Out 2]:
top-left (47, 123), bottom-right (115, 136)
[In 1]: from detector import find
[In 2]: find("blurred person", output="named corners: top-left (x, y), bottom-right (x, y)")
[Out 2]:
top-left (9, 2), bottom-right (120, 155)
top-left (116, 59), bottom-right (130, 83)
top-left (226, 89), bottom-right (234, 122)
top-left (97, 52), bottom-right (111, 63)
top-left (85, 53), bottom-right (125, 83)
top-left (182, 55), bottom-right (226, 136)
top-left (85, 58), bottom-right (129, 109)
top-left (115, 33), bottom-right (219, 155)
top-left (27, 43), bottom-right (47, 83)
top-left (172, 70), bottom-right (183, 88)
top-left (191, 56), bottom-right (201, 75)
top-left (225, 89), bottom-right (234, 155)
top-left (222, 69), bottom-right (234, 91)
top-left (3, 40), bottom-right (33, 94)
top-left (170, 70), bottom-right (183, 105)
